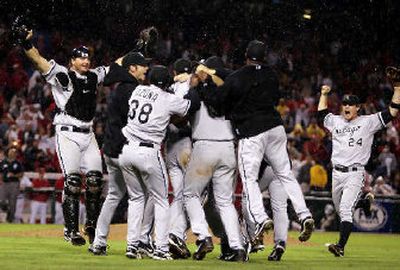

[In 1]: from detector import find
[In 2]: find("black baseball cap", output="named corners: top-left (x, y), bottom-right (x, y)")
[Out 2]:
top-left (246, 40), bottom-right (266, 62)
top-left (71, 46), bottom-right (90, 59)
top-left (122, 52), bottom-right (151, 68)
top-left (342, 94), bottom-right (360, 106)
top-left (173, 58), bottom-right (191, 74)
top-left (148, 65), bottom-right (171, 87)
top-left (204, 56), bottom-right (224, 69)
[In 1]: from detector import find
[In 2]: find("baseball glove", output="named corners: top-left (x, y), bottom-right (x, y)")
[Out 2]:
top-left (139, 26), bottom-right (159, 57)
top-left (385, 66), bottom-right (400, 83)
top-left (11, 16), bottom-right (31, 46)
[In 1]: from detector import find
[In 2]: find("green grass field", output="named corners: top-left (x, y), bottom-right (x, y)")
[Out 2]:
top-left (0, 224), bottom-right (399, 270)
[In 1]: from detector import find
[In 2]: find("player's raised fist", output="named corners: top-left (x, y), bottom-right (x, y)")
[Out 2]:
top-left (321, 85), bottom-right (331, 95)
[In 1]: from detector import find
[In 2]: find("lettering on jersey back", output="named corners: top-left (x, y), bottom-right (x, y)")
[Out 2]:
top-left (134, 88), bottom-right (159, 102)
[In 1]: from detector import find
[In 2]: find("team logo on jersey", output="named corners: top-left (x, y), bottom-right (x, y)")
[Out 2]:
top-left (335, 125), bottom-right (361, 136)
top-left (353, 203), bottom-right (388, 231)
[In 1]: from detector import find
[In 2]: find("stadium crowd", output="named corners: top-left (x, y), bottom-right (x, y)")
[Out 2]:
top-left (0, 0), bottom-right (400, 224)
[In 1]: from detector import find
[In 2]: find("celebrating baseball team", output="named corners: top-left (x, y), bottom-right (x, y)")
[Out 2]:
top-left (10, 18), bottom-right (400, 263)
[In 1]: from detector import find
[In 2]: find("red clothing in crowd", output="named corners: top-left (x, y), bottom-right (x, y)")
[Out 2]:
top-left (30, 178), bottom-right (51, 202)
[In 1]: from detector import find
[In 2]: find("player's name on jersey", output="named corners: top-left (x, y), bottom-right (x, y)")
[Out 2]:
top-left (335, 125), bottom-right (361, 136)
top-left (134, 88), bottom-right (159, 102)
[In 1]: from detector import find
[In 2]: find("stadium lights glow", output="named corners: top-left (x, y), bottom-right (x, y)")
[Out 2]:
top-left (303, 14), bottom-right (312, 20)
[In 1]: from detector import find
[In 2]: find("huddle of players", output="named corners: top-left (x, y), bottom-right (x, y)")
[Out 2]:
top-left (13, 20), bottom-right (400, 262)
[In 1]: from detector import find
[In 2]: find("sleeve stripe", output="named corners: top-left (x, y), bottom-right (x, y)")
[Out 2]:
top-left (42, 60), bottom-right (56, 78)
top-left (183, 100), bottom-right (191, 116)
top-left (378, 112), bottom-right (386, 127)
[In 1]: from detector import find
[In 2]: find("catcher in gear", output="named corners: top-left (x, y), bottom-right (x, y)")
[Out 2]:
top-left (10, 16), bottom-right (154, 247)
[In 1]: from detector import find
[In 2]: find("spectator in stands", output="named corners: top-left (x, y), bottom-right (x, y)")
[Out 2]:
top-left (319, 204), bottom-right (338, 231)
top-left (306, 117), bottom-right (326, 139)
top-left (377, 145), bottom-right (397, 178)
top-left (297, 155), bottom-right (314, 194)
top-left (309, 161), bottom-right (328, 191)
top-left (14, 174), bottom-right (32, 223)
top-left (372, 176), bottom-right (395, 196)
top-left (54, 177), bottom-right (64, 224)
top-left (0, 147), bottom-right (24, 222)
top-left (29, 167), bottom-right (51, 224)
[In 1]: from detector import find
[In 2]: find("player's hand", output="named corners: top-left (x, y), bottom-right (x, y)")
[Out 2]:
top-left (321, 85), bottom-right (331, 95)
top-left (195, 64), bottom-right (215, 76)
top-left (386, 66), bottom-right (400, 87)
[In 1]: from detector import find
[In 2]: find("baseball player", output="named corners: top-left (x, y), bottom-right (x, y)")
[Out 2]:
top-left (317, 79), bottom-right (400, 257)
top-left (198, 40), bottom-right (314, 244)
top-left (89, 52), bottom-right (155, 256)
top-left (183, 56), bottom-right (246, 262)
top-left (119, 65), bottom-right (200, 260)
top-left (12, 21), bottom-right (119, 245)
top-left (166, 58), bottom-right (193, 259)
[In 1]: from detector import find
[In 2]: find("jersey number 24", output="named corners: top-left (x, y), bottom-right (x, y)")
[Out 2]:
top-left (128, 99), bottom-right (153, 124)
top-left (348, 138), bottom-right (362, 147)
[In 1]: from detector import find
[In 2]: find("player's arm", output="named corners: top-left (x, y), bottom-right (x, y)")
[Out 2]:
top-left (317, 85), bottom-right (331, 124)
top-left (19, 31), bottom-right (52, 74)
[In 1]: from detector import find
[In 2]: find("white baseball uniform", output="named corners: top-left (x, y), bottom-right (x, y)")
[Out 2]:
top-left (166, 77), bottom-right (192, 240)
top-left (323, 112), bottom-right (385, 222)
top-left (43, 60), bottom-right (108, 175)
top-left (119, 84), bottom-right (191, 252)
top-left (183, 102), bottom-right (243, 250)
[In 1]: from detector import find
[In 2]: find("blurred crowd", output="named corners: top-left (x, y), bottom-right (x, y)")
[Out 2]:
top-left (0, 0), bottom-right (400, 223)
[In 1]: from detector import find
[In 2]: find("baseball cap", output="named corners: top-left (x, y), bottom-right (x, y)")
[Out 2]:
top-left (122, 52), bottom-right (151, 68)
top-left (246, 40), bottom-right (266, 62)
top-left (204, 56), bottom-right (224, 69)
top-left (148, 65), bottom-right (171, 87)
top-left (173, 58), bottom-right (191, 74)
top-left (342, 94), bottom-right (360, 106)
top-left (71, 46), bottom-right (90, 59)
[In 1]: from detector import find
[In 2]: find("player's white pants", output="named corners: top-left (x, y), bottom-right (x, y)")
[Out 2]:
top-left (243, 166), bottom-right (289, 243)
top-left (166, 137), bottom-right (192, 240)
top-left (332, 169), bottom-right (364, 223)
top-left (184, 140), bottom-right (243, 250)
top-left (238, 125), bottom-right (311, 226)
top-left (55, 128), bottom-right (102, 174)
top-left (120, 142), bottom-right (170, 252)
top-left (55, 201), bottom-right (64, 224)
top-left (94, 155), bottom-right (155, 247)
top-left (29, 201), bottom-right (47, 224)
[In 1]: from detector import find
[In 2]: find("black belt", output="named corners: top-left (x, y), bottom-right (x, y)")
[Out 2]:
top-left (60, 126), bottom-right (91, 133)
top-left (334, 165), bottom-right (361, 173)
top-left (139, 142), bottom-right (154, 148)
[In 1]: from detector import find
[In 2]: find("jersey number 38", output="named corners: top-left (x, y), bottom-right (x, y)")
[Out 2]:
top-left (128, 99), bottom-right (153, 124)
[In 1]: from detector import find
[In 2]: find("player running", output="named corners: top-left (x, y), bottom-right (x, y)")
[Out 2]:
top-left (317, 77), bottom-right (400, 257)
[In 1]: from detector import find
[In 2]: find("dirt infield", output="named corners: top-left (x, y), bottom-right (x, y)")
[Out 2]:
top-left (0, 224), bottom-right (315, 246)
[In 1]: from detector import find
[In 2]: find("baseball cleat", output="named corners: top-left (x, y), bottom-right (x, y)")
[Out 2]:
top-left (125, 245), bottom-right (142, 259)
top-left (254, 218), bottom-right (273, 242)
top-left (152, 250), bottom-right (173, 261)
top-left (250, 234), bottom-right (265, 253)
top-left (168, 233), bottom-right (191, 259)
top-left (83, 226), bottom-right (96, 245)
top-left (88, 244), bottom-right (107, 256)
top-left (298, 217), bottom-right (314, 242)
top-left (64, 228), bottom-right (86, 246)
top-left (268, 242), bottom-right (285, 261)
top-left (138, 241), bottom-right (154, 258)
top-left (328, 244), bottom-right (344, 257)
top-left (193, 237), bottom-right (214, 260)
top-left (220, 249), bottom-right (248, 262)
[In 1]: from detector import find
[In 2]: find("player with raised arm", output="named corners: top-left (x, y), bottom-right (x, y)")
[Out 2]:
top-left (317, 72), bottom-right (400, 256)
top-left (11, 17), bottom-right (124, 246)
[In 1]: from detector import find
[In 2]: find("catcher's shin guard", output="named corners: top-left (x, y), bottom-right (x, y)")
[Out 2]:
top-left (84, 171), bottom-right (104, 244)
top-left (63, 173), bottom-right (85, 245)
